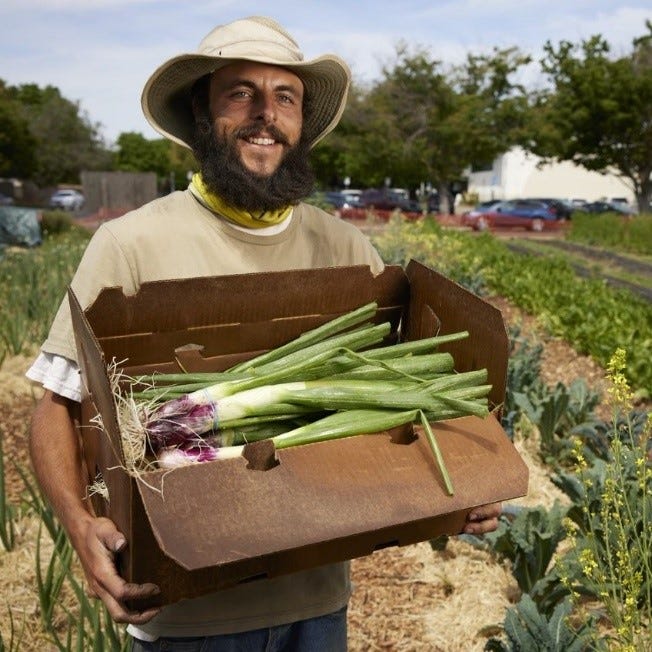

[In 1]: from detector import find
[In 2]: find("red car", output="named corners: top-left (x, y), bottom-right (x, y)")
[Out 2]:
top-left (461, 200), bottom-right (563, 232)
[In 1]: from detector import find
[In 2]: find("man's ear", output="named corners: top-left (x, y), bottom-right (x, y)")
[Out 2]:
top-left (190, 74), bottom-right (212, 122)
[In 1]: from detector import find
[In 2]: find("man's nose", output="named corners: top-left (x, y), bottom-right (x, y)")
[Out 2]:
top-left (252, 93), bottom-right (276, 123)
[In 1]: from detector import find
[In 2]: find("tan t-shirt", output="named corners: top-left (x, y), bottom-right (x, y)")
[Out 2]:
top-left (42, 189), bottom-right (385, 638)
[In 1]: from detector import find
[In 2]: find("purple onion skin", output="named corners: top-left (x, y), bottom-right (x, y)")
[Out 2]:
top-left (157, 444), bottom-right (220, 468)
top-left (145, 397), bottom-right (216, 449)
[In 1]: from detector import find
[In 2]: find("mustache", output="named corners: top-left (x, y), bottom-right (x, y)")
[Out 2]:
top-left (234, 123), bottom-right (290, 146)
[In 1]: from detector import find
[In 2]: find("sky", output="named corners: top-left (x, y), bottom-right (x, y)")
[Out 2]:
top-left (1, 0), bottom-right (650, 147)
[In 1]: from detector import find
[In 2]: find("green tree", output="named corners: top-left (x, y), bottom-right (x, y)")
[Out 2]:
top-left (528, 22), bottom-right (652, 212)
top-left (338, 44), bottom-right (530, 211)
top-left (0, 81), bottom-right (36, 178)
top-left (10, 82), bottom-right (111, 186)
top-left (115, 132), bottom-right (170, 176)
top-left (114, 132), bottom-right (197, 191)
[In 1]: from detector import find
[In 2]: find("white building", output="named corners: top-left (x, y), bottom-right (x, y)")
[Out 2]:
top-left (466, 147), bottom-right (635, 204)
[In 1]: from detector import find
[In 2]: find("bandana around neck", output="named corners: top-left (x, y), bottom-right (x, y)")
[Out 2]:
top-left (190, 172), bottom-right (292, 229)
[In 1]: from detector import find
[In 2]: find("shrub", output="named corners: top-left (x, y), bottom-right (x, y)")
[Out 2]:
top-left (40, 210), bottom-right (87, 237)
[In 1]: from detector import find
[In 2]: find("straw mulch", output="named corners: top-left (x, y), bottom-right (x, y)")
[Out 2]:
top-left (0, 298), bottom-right (608, 649)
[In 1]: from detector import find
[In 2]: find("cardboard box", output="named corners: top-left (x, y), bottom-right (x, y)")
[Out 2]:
top-left (70, 259), bottom-right (528, 608)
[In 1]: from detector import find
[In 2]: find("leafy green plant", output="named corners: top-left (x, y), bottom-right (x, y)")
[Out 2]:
top-left (501, 326), bottom-right (545, 438)
top-left (36, 523), bottom-right (74, 632)
top-left (513, 379), bottom-right (601, 464)
top-left (0, 608), bottom-right (26, 652)
top-left (39, 210), bottom-right (77, 236)
top-left (27, 467), bottom-right (128, 650)
top-left (484, 594), bottom-right (598, 651)
top-left (0, 435), bottom-right (17, 551)
top-left (571, 408), bottom-right (650, 463)
top-left (483, 503), bottom-right (568, 595)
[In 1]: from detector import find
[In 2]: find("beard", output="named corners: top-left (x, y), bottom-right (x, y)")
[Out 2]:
top-left (191, 119), bottom-right (315, 214)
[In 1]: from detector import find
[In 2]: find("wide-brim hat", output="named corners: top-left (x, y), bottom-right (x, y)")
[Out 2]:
top-left (142, 15), bottom-right (351, 150)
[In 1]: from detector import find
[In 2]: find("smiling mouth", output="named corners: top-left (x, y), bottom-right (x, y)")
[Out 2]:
top-left (247, 136), bottom-right (277, 146)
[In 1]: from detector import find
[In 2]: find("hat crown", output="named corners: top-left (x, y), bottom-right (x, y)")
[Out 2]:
top-left (198, 16), bottom-right (304, 64)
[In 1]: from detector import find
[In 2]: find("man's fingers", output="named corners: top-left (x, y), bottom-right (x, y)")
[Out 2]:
top-left (463, 501), bottom-right (503, 534)
top-left (100, 587), bottom-right (162, 625)
top-left (82, 517), bottom-right (161, 624)
top-left (92, 518), bottom-right (126, 553)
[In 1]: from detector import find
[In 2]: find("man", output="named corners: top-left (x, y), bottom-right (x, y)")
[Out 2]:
top-left (28, 15), bottom-right (500, 650)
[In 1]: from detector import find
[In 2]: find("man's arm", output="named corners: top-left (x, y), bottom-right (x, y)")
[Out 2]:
top-left (29, 390), bottom-right (161, 624)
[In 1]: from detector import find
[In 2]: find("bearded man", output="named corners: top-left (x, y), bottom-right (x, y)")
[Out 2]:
top-left (27, 16), bottom-right (500, 651)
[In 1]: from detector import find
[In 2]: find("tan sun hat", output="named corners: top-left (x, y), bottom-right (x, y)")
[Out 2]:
top-left (141, 15), bottom-right (351, 150)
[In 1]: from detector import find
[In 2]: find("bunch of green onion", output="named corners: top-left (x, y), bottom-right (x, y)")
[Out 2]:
top-left (130, 302), bottom-right (492, 494)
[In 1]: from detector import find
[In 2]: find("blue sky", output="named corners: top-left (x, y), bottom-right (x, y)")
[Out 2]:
top-left (1, 0), bottom-right (650, 146)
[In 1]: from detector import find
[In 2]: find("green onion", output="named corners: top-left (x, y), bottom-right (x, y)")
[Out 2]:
top-left (228, 302), bottom-right (379, 372)
top-left (122, 301), bottom-right (491, 497)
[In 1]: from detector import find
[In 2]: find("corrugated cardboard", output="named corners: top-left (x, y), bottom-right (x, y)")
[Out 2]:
top-left (70, 260), bottom-right (529, 608)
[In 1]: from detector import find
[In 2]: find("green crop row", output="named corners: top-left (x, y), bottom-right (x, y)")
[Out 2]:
top-left (567, 212), bottom-right (652, 257)
top-left (0, 227), bottom-right (90, 365)
top-left (372, 216), bottom-right (652, 397)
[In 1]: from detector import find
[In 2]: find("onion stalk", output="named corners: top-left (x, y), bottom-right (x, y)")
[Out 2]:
top-left (121, 302), bottom-right (492, 496)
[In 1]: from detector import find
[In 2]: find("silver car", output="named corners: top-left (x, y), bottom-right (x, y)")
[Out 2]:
top-left (49, 189), bottom-right (84, 211)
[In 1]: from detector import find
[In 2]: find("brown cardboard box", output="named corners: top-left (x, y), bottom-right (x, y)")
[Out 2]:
top-left (70, 259), bottom-right (528, 608)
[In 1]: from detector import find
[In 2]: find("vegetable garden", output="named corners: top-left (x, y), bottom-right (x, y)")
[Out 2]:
top-left (0, 211), bottom-right (650, 650)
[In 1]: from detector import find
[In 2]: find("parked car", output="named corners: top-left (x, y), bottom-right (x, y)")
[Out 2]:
top-left (569, 198), bottom-right (588, 211)
top-left (340, 188), bottom-right (363, 203)
top-left (461, 200), bottom-right (503, 219)
top-left (461, 199), bottom-right (559, 231)
top-left (358, 188), bottom-right (419, 213)
top-left (526, 198), bottom-right (573, 220)
top-left (583, 200), bottom-right (637, 216)
top-left (49, 188), bottom-right (85, 211)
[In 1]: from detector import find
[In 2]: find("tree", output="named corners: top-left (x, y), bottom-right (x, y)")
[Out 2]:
top-left (114, 132), bottom-right (197, 192)
top-left (338, 44), bottom-right (531, 212)
top-left (0, 81), bottom-right (36, 178)
top-left (10, 82), bottom-right (111, 186)
top-left (528, 22), bottom-right (652, 212)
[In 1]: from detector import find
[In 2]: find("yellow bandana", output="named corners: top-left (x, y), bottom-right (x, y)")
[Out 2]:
top-left (190, 173), bottom-right (292, 229)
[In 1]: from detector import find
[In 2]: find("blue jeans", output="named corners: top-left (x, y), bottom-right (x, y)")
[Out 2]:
top-left (130, 606), bottom-right (348, 651)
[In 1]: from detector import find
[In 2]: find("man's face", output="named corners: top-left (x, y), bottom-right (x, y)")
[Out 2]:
top-left (208, 62), bottom-right (304, 177)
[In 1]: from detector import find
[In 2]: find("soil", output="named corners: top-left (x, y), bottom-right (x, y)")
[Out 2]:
top-left (0, 297), bottom-right (617, 650)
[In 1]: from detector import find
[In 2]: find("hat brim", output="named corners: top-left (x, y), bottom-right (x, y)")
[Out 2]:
top-left (141, 53), bottom-right (351, 149)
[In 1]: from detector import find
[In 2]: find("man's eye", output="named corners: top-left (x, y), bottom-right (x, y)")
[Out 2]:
top-left (231, 90), bottom-right (251, 99)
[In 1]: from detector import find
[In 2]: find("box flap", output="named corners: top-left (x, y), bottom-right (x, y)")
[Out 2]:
top-left (405, 260), bottom-right (509, 408)
top-left (69, 288), bottom-right (125, 463)
top-left (135, 415), bottom-right (527, 571)
top-left (84, 265), bottom-right (410, 364)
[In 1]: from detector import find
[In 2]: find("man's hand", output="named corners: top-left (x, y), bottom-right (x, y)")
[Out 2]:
top-left (29, 391), bottom-right (161, 625)
top-left (79, 516), bottom-right (161, 624)
top-left (463, 502), bottom-right (502, 535)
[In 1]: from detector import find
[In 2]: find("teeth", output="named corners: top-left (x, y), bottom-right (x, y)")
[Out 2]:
top-left (249, 137), bottom-right (275, 145)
